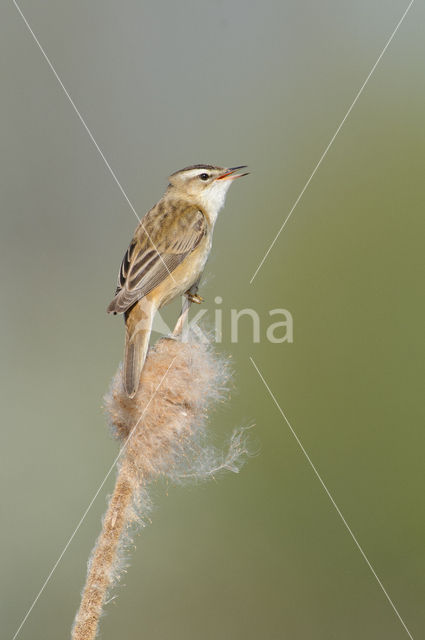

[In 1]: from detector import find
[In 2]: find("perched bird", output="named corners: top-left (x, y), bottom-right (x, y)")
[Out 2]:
top-left (107, 164), bottom-right (248, 397)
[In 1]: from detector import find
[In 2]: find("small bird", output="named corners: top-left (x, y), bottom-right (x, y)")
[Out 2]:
top-left (107, 164), bottom-right (248, 397)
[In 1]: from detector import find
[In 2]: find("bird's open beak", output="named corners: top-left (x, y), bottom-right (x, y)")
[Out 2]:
top-left (216, 165), bottom-right (249, 181)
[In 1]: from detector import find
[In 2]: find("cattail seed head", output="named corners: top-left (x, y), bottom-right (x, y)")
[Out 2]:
top-left (105, 334), bottom-right (244, 483)
top-left (72, 330), bottom-right (248, 640)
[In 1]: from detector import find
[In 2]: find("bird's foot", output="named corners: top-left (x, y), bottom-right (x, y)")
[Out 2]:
top-left (185, 292), bottom-right (204, 304)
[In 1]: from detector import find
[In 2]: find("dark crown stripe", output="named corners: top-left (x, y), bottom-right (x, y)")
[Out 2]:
top-left (170, 164), bottom-right (219, 176)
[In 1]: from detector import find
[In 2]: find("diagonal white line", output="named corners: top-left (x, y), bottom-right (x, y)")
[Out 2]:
top-left (249, 356), bottom-right (414, 639)
top-left (11, 355), bottom-right (178, 640)
top-left (13, 0), bottom-right (177, 285)
top-left (13, 0), bottom-right (140, 222)
top-left (250, 0), bottom-right (415, 284)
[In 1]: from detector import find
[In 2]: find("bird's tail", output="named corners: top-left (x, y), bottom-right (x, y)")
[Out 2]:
top-left (123, 299), bottom-right (156, 398)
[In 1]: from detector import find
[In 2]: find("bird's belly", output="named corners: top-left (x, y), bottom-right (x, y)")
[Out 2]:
top-left (153, 241), bottom-right (211, 309)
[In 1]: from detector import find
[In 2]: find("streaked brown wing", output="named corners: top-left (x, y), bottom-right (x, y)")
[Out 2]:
top-left (107, 205), bottom-right (207, 314)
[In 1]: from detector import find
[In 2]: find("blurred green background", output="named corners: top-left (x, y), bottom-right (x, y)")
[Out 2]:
top-left (1, 1), bottom-right (424, 638)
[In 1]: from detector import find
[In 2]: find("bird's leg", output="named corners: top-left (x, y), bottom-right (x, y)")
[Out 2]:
top-left (171, 295), bottom-right (191, 338)
top-left (172, 276), bottom-right (203, 337)
top-left (184, 277), bottom-right (204, 304)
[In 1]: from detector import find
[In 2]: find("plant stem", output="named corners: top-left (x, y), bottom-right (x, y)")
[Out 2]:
top-left (71, 466), bottom-right (134, 640)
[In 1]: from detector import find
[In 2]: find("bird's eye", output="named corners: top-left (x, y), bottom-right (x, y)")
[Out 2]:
top-left (199, 173), bottom-right (209, 181)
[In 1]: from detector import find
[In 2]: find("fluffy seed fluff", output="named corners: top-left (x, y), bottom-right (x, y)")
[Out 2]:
top-left (71, 330), bottom-right (248, 640)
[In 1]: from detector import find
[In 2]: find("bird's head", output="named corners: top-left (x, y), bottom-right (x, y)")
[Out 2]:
top-left (167, 164), bottom-right (248, 219)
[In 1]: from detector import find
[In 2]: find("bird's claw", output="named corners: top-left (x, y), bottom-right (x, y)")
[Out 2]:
top-left (185, 292), bottom-right (204, 304)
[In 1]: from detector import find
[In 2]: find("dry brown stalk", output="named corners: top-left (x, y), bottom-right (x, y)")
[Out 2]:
top-left (71, 332), bottom-right (247, 640)
top-left (71, 473), bottom-right (133, 640)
